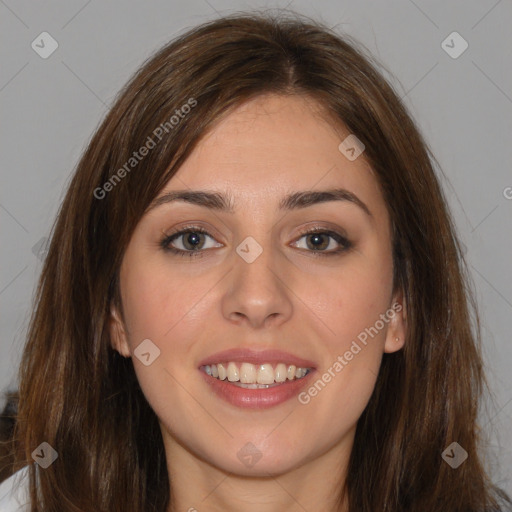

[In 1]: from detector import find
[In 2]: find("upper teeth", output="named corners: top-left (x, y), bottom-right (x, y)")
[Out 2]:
top-left (203, 362), bottom-right (310, 384)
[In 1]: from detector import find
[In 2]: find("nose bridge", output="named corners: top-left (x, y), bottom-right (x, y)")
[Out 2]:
top-left (221, 233), bottom-right (292, 328)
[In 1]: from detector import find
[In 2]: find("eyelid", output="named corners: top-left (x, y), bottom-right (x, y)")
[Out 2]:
top-left (162, 222), bottom-right (225, 243)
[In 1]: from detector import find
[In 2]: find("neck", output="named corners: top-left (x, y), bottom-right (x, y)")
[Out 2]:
top-left (163, 429), bottom-right (354, 512)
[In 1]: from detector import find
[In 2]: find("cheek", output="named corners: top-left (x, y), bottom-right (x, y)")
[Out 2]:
top-left (315, 252), bottom-right (394, 350)
top-left (120, 259), bottom-right (208, 344)
top-left (297, 261), bottom-right (393, 437)
top-left (303, 243), bottom-right (393, 414)
top-left (118, 261), bottom-right (209, 426)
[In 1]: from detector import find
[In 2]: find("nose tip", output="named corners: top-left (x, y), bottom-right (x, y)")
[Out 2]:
top-left (230, 309), bottom-right (280, 327)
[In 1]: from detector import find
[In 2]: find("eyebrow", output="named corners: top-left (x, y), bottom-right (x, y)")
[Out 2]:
top-left (146, 188), bottom-right (372, 218)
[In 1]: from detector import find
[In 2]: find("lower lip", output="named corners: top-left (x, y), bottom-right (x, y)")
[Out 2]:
top-left (199, 370), bottom-right (315, 409)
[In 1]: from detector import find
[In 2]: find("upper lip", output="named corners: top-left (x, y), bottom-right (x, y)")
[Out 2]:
top-left (198, 348), bottom-right (317, 369)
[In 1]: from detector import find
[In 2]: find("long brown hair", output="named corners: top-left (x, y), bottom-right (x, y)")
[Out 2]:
top-left (13, 11), bottom-right (511, 512)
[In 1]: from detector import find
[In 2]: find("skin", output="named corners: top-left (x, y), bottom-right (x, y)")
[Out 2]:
top-left (109, 93), bottom-right (406, 512)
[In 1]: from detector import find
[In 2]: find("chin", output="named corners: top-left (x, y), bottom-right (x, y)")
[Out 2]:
top-left (204, 438), bottom-right (307, 477)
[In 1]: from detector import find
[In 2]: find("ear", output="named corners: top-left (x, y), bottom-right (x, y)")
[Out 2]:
top-left (109, 303), bottom-right (131, 358)
top-left (384, 288), bottom-right (407, 354)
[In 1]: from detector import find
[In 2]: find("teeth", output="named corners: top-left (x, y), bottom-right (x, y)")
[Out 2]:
top-left (218, 363), bottom-right (227, 380)
top-left (257, 363), bottom-right (274, 384)
top-left (235, 382), bottom-right (277, 389)
top-left (240, 362), bottom-right (257, 384)
top-left (202, 362), bottom-right (311, 384)
top-left (227, 362), bottom-right (239, 382)
top-left (275, 363), bottom-right (287, 383)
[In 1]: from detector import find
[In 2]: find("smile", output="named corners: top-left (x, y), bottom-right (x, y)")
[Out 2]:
top-left (198, 348), bottom-right (317, 408)
top-left (201, 362), bottom-right (311, 388)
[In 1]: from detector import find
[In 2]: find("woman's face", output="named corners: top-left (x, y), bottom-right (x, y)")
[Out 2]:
top-left (110, 93), bottom-right (405, 478)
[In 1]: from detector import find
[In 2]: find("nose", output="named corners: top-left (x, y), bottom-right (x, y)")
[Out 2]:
top-left (221, 239), bottom-right (293, 329)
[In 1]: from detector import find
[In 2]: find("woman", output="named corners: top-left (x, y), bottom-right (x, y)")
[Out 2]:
top-left (1, 11), bottom-right (510, 512)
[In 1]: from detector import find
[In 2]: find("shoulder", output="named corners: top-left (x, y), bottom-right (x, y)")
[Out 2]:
top-left (0, 466), bottom-right (30, 512)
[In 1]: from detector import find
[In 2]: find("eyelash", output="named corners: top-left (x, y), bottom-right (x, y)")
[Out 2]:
top-left (159, 225), bottom-right (352, 259)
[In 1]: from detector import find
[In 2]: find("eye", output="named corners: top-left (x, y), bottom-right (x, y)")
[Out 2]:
top-left (160, 225), bottom-right (352, 259)
top-left (160, 226), bottom-right (222, 257)
top-left (291, 227), bottom-right (352, 256)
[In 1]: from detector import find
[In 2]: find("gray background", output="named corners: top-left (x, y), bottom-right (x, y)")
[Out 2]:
top-left (1, 0), bottom-right (511, 496)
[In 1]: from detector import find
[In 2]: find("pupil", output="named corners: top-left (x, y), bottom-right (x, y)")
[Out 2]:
top-left (186, 232), bottom-right (202, 249)
top-left (309, 233), bottom-right (327, 250)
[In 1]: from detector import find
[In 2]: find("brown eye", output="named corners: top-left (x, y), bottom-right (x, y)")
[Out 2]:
top-left (174, 231), bottom-right (206, 251)
top-left (305, 232), bottom-right (330, 251)
top-left (160, 227), bottom-right (222, 257)
top-left (292, 229), bottom-right (352, 256)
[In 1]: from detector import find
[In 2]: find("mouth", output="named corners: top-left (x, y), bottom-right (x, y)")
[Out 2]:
top-left (198, 349), bottom-right (317, 409)
top-left (200, 362), bottom-right (312, 388)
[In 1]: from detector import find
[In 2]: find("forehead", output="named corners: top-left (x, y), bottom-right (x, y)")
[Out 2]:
top-left (158, 94), bottom-right (386, 218)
